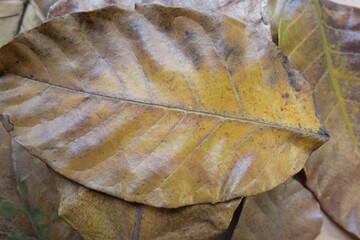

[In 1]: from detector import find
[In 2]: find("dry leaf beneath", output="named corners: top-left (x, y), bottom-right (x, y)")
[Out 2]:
top-left (0, 1), bottom-right (23, 46)
top-left (231, 178), bottom-right (322, 240)
top-left (33, 0), bottom-right (59, 16)
top-left (0, 4), bottom-right (327, 208)
top-left (268, 0), bottom-right (360, 237)
top-left (54, 173), bottom-right (240, 240)
top-left (48, 0), bottom-right (271, 39)
top-left (0, 124), bottom-right (80, 240)
top-left (48, 0), bottom-right (139, 18)
top-left (0, 124), bottom-right (34, 239)
top-left (316, 211), bottom-right (359, 240)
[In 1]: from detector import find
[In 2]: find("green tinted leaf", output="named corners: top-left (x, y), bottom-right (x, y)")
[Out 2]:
top-left (6, 232), bottom-right (32, 240)
top-left (0, 199), bottom-right (17, 219)
top-left (17, 180), bottom-right (28, 196)
top-left (38, 224), bottom-right (50, 240)
top-left (30, 208), bottom-right (45, 225)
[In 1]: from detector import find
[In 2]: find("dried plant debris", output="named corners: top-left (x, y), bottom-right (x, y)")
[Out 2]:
top-left (0, 4), bottom-right (327, 208)
top-left (268, 0), bottom-right (360, 237)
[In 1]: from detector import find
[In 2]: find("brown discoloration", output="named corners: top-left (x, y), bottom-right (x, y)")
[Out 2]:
top-left (231, 179), bottom-right (322, 240)
top-left (282, 93), bottom-right (290, 98)
top-left (0, 114), bottom-right (14, 132)
top-left (273, 0), bottom-right (360, 236)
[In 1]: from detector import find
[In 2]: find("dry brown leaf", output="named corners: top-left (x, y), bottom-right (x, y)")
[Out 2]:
top-left (53, 173), bottom-right (240, 240)
top-left (0, 124), bottom-right (34, 239)
top-left (231, 178), bottom-right (322, 240)
top-left (268, 0), bottom-right (360, 237)
top-left (19, 0), bottom-right (59, 32)
top-left (33, 0), bottom-right (59, 16)
top-left (141, 0), bottom-right (271, 39)
top-left (12, 141), bottom-right (82, 240)
top-left (0, 4), bottom-right (327, 208)
top-left (0, 124), bottom-right (80, 240)
top-left (48, 0), bottom-right (271, 39)
top-left (0, 1), bottom-right (23, 47)
top-left (48, 0), bottom-right (138, 18)
top-left (316, 211), bottom-right (359, 240)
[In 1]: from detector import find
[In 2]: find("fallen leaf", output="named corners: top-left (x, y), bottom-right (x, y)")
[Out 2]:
top-left (53, 173), bottom-right (240, 240)
top-left (141, 0), bottom-right (271, 39)
top-left (0, 4), bottom-right (327, 208)
top-left (0, 124), bottom-right (34, 239)
top-left (268, 0), bottom-right (360, 237)
top-left (15, 0), bottom-right (58, 33)
top-left (231, 178), bottom-right (322, 240)
top-left (33, 0), bottom-right (59, 16)
top-left (0, 1), bottom-right (23, 46)
top-left (48, 0), bottom-right (138, 18)
top-left (316, 211), bottom-right (358, 240)
top-left (0, 124), bottom-right (81, 240)
top-left (48, 0), bottom-right (271, 39)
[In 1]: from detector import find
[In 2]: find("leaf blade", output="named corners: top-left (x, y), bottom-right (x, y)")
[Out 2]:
top-left (0, 5), bottom-right (327, 207)
top-left (231, 178), bottom-right (323, 240)
top-left (53, 173), bottom-right (241, 240)
top-left (269, 0), bottom-right (360, 236)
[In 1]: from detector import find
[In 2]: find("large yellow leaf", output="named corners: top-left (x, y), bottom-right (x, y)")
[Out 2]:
top-left (53, 173), bottom-right (241, 240)
top-left (269, 0), bottom-right (360, 237)
top-left (48, 0), bottom-right (271, 39)
top-left (231, 178), bottom-right (322, 240)
top-left (0, 5), bottom-right (327, 208)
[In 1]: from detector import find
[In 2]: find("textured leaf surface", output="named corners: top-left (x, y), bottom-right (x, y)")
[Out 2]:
top-left (0, 125), bottom-right (81, 240)
top-left (231, 178), bottom-right (322, 240)
top-left (48, 0), bottom-right (138, 18)
top-left (0, 124), bottom-right (34, 239)
top-left (48, 0), bottom-right (271, 39)
top-left (317, 211), bottom-right (359, 240)
top-left (0, 1), bottom-right (23, 47)
top-left (33, 0), bottom-right (59, 16)
top-left (20, 0), bottom-right (59, 32)
top-left (0, 5), bottom-right (327, 207)
top-left (269, 0), bottom-right (360, 236)
top-left (54, 173), bottom-right (240, 240)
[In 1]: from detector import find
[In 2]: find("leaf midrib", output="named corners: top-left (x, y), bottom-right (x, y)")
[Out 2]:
top-left (7, 74), bottom-right (328, 140)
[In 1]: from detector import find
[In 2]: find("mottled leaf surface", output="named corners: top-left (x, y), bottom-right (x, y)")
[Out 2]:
top-left (48, 0), bottom-right (271, 39)
top-left (54, 173), bottom-right (240, 240)
top-left (231, 178), bottom-right (322, 240)
top-left (48, 0), bottom-right (137, 18)
top-left (269, 0), bottom-right (360, 236)
top-left (0, 5), bottom-right (327, 207)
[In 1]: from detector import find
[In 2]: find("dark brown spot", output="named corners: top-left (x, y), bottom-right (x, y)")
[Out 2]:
top-left (282, 93), bottom-right (290, 99)
top-left (225, 47), bottom-right (234, 61)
